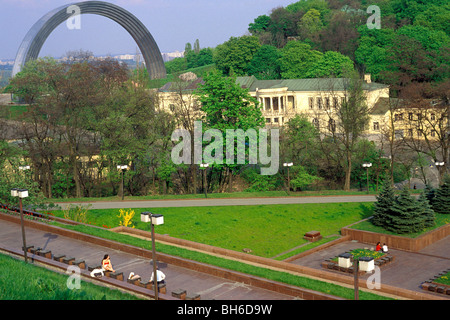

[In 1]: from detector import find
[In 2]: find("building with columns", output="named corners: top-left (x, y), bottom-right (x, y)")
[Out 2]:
top-left (235, 74), bottom-right (390, 129)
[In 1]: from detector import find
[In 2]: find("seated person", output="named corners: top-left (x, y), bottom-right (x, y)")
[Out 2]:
top-left (101, 254), bottom-right (115, 272)
top-left (382, 243), bottom-right (389, 253)
top-left (150, 267), bottom-right (166, 285)
top-left (128, 272), bottom-right (141, 280)
top-left (375, 242), bottom-right (382, 252)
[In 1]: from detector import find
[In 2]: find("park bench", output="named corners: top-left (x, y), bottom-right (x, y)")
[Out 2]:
top-left (72, 259), bottom-right (86, 269)
top-left (62, 257), bottom-right (75, 265)
top-left (172, 289), bottom-right (186, 300)
top-left (37, 250), bottom-right (52, 259)
top-left (127, 276), bottom-right (141, 285)
top-left (110, 272), bottom-right (124, 281)
top-left (186, 292), bottom-right (201, 300)
top-left (53, 254), bottom-right (65, 262)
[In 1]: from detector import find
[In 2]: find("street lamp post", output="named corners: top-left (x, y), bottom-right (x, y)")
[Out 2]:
top-left (11, 188), bottom-right (29, 263)
top-left (117, 165), bottom-right (128, 200)
top-left (283, 163), bottom-right (293, 194)
top-left (200, 163), bottom-right (209, 198)
top-left (141, 212), bottom-right (164, 300)
top-left (435, 161), bottom-right (445, 185)
top-left (352, 255), bottom-right (359, 300)
top-left (362, 162), bottom-right (372, 194)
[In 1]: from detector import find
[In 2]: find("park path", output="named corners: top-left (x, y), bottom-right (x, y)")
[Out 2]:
top-left (0, 218), bottom-right (297, 300)
top-left (55, 195), bottom-right (378, 210)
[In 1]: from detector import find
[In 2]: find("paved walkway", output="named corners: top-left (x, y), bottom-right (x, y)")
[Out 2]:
top-left (55, 195), bottom-right (378, 210)
top-left (0, 219), bottom-right (296, 300)
top-left (289, 236), bottom-right (450, 293)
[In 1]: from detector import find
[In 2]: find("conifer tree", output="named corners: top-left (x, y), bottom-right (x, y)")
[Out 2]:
top-left (385, 187), bottom-right (424, 234)
top-left (417, 191), bottom-right (436, 228)
top-left (433, 175), bottom-right (450, 215)
top-left (423, 184), bottom-right (436, 207)
top-left (372, 178), bottom-right (395, 228)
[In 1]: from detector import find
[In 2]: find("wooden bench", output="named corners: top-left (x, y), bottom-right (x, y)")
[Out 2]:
top-left (53, 254), bottom-right (65, 262)
top-left (37, 250), bottom-right (52, 259)
top-left (139, 281), bottom-right (152, 289)
top-left (186, 292), bottom-right (201, 300)
top-left (62, 257), bottom-right (75, 265)
top-left (172, 289), bottom-right (186, 300)
top-left (158, 283), bottom-right (166, 294)
top-left (72, 259), bottom-right (86, 269)
top-left (127, 276), bottom-right (141, 285)
top-left (110, 272), bottom-right (124, 281)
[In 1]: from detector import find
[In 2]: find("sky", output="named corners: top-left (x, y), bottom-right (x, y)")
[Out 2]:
top-left (0, 0), bottom-right (296, 60)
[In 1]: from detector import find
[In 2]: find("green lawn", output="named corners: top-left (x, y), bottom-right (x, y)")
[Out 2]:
top-left (51, 202), bottom-right (374, 258)
top-left (0, 253), bottom-right (141, 300)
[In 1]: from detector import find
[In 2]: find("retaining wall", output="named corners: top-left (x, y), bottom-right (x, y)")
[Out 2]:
top-left (341, 223), bottom-right (450, 252)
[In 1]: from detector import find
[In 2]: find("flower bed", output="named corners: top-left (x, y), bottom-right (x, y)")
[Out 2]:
top-left (321, 248), bottom-right (394, 275)
top-left (421, 270), bottom-right (450, 296)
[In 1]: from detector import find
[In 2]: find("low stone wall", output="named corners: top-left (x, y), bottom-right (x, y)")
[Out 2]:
top-left (341, 223), bottom-right (450, 252)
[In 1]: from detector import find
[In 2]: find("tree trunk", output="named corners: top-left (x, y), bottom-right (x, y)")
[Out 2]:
top-left (344, 150), bottom-right (352, 191)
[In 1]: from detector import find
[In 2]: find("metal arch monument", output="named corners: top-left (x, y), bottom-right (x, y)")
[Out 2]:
top-left (12, 1), bottom-right (166, 80)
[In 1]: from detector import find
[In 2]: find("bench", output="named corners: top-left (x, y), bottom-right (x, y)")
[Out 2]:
top-left (158, 283), bottom-right (166, 294)
top-left (53, 254), bottom-right (65, 262)
top-left (127, 276), bottom-right (141, 285)
top-left (436, 286), bottom-right (446, 294)
top-left (88, 265), bottom-right (102, 271)
top-left (62, 257), bottom-right (75, 265)
top-left (139, 281), bottom-right (153, 289)
top-left (172, 289), bottom-right (186, 300)
top-left (30, 247), bottom-right (42, 254)
top-left (110, 272), bottom-right (124, 281)
top-left (37, 250), bottom-right (52, 259)
top-left (72, 259), bottom-right (86, 269)
top-left (303, 231), bottom-right (322, 242)
top-left (186, 292), bottom-right (201, 300)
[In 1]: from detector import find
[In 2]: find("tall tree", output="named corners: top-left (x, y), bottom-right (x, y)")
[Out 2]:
top-left (372, 177), bottom-right (396, 228)
top-left (246, 45), bottom-right (281, 80)
top-left (194, 70), bottom-right (265, 192)
top-left (213, 36), bottom-right (260, 76)
top-left (279, 41), bottom-right (322, 79)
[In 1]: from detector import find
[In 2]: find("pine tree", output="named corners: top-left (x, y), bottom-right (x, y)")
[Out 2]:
top-left (385, 187), bottom-right (424, 234)
top-left (417, 191), bottom-right (435, 228)
top-left (433, 175), bottom-right (450, 215)
top-left (423, 184), bottom-right (436, 207)
top-left (372, 178), bottom-right (395, 228)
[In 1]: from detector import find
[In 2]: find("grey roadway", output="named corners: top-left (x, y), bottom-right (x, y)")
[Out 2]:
top-left (55, 195), bottom-right (378, 210)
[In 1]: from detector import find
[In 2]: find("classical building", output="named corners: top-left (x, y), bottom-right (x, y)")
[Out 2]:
top-left (158, 73), bottom-right (390, 132)
top-left (235, 74), bottom-right (389, 129)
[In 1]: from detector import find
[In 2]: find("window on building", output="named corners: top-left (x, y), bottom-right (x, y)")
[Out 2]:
top-left (431, 130), bottom-right (436, 137)
top-left (266, 118), bottom-right (271, 123)
top-left (328, 118), bottom-right (336, 133)
top-left (333, 97), bottom-right (339, 108)
top-left (394, 113), bottom-right (403, 121)
top-left (373, 122), bottom-right (379, 131)
top-left (408, 129), bottom-right (413, 137)
top-left (325, 97), bottom-right (330, 109)
top-left (431, 113), bottom-right (436, 121)
top-left (408, 113), bottom-right (413, 120)
top-left (317, 97), bottom-right (323, 109)
top-left (288, 96), bottom-right (294, 109)
top-left (309, 97), bottom-right (314, 109)
top-left (274, 117), bottom-right (279, 123)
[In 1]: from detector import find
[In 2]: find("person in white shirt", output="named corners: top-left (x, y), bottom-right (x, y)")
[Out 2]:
top-left (150, 267), bottom-right (166, 285)
top-left (382, 243), bottom-right (389, 253)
